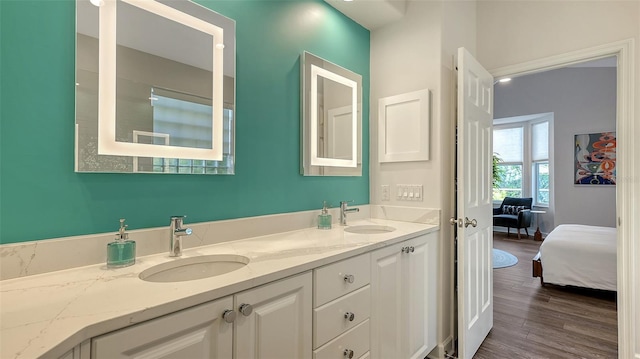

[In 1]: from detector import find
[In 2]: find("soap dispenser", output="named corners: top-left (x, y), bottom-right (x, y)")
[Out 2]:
top-left (107, 218), bottom-right (136, 268)
top-left (317, 201), bottom-right (332, 230)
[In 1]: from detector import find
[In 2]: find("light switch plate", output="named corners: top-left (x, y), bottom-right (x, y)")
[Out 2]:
top-left (397, 184), bottom-right (423, 201)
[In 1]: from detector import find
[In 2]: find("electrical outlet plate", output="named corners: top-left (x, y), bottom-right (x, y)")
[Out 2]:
top-left (381, 185), bottom-right (390, 201)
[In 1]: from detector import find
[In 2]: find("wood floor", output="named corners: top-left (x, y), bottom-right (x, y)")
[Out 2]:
top-left (473, 232), bottom-right (618, 359)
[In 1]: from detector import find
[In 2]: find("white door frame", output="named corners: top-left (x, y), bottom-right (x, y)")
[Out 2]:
top-left (489, 39), bottom-right (636, 359)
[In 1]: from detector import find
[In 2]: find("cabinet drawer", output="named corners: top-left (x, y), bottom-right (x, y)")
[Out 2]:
top-left (313, 319), bottom-right (370, 359)
top-left (314, 285), bottom-right (370, 348)
top-left (314, 253), bottom-right (370, 306)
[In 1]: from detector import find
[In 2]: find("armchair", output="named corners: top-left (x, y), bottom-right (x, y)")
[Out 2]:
top-left (493, 197), bottom-right (533, 239)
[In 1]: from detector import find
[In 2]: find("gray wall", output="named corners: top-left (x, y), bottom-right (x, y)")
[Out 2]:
top-left (494, 66), bottom-right (617, 231)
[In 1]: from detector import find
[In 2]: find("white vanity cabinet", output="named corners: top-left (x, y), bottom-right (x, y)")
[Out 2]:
top-left (52, 230), bottom-right (440, 359)
top-left (370, 232), bottom-right (438, 359)
top-left (91, 272), bottom-right (312, 359)
top-left (91, 296), bottom-right (235, 358)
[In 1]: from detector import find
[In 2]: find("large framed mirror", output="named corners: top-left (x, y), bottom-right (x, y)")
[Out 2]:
top-left (75, 0), bottom-right (235, 174)
top-left (301, 52), bottom-right (362, 176)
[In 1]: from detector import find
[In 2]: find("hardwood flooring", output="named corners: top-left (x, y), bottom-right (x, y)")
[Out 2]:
top-left (472, 232), bottom-right (618, 359)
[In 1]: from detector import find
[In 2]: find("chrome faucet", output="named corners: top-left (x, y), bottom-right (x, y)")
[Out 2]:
top-left (169, 215), bottom-right (192, 257)
top-left (340, 201), bottom-right (360, 226)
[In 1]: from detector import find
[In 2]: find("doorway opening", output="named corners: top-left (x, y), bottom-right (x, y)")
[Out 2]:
top-left (481, 56), bottom-right (619, 358)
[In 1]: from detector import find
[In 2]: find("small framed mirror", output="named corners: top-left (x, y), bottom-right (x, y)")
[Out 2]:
top-left (301, 52), bottom-right (362, 176)
top-left (75, 0), bottom-right (235, 174)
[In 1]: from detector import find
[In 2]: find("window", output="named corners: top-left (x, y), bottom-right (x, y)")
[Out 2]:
top-left (531, 121), bottom-right (549, 206)
top-left (493, 127), bottom-right (524, 201)
top-left (493, 115), bottom-right (552, 207)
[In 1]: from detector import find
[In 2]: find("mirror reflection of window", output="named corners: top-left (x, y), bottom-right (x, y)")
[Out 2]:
top-left (135, 90), bottom-right (234, 174)
top-left (151, 89), bottom-right (213, 150)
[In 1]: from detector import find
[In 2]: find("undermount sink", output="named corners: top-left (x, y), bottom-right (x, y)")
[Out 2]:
top-left (344, 225), bottom-right (396, 234)
top-left (139, 254), bottom-right (250, 283)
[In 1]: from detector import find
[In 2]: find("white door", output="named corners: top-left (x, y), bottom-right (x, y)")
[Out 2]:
top-left (91, 297), bottom-right (234, 359)
top-left (456, 47), bottom-right (494, 359)
top-left (234, 272), bottom-right (312, 359)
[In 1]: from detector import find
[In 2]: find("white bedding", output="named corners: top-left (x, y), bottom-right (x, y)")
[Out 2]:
top-left (539, 224), bottom-right (617, 291)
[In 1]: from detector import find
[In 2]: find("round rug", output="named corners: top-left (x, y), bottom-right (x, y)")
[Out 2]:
top-left (493, 248), bottom-right (518, 269)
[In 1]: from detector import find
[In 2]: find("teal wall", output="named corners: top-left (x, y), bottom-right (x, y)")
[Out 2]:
top-left (0, 0), bottom-right (370, 244)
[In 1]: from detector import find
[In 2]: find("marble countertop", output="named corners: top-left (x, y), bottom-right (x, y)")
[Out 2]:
top-left (0, 218), bottom-right (438, 359)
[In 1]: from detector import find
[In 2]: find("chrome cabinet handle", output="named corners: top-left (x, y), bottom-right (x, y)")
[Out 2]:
top-left (344, 311), bottom-right (355, 321)
top-left (343, 349), bottom-right (354, 358)
top-left (401, 246), bottom-right (415, 254)
top-left (343, 274), bottom-right (355, 283)
top-left (239, 303), bottom-right (253, 316)
top-left (222, 309), bottom-right (236, 323)
top-left (464, 217), bottom-right (478, 228)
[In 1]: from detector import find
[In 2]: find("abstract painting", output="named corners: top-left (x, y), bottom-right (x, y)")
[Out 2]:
top-left (575, 132), bottom-right (616, 185)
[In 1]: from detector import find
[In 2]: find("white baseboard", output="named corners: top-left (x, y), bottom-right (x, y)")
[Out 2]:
top-left (428, 335), bottom-right (454, 359)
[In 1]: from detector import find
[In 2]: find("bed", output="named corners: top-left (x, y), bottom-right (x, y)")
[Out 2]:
top-left (532, 224), bottom-right (617, 291)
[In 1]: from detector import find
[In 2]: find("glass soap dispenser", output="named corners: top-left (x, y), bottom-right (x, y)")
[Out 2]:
top-left (317, 201), bottom-right (332, 230)
top-left (107, 218), bottom-right (136, 268)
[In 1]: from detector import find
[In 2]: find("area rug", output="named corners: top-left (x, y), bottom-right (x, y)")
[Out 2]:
top-left (493, 248), bottom-right (518, 269)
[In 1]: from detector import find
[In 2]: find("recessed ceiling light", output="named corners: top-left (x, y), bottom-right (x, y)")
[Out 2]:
top-left (343, 0), bottom-right (354, 2)
top-left (89, 0), bottom-right (104, 6)
top-left (498, 78), bottom-right (511, 83)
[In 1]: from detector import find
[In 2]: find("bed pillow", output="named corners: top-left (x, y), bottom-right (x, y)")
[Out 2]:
top-left (502, 205), bottom-right (526, 215)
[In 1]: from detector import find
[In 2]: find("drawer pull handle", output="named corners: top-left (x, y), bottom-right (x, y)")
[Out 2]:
top-left (343, 274), bottom-right (355, 283)
top-left (222, 309), bottom-right (236, 323)
top-left (239, 303), bottom-right (253, 316)
top-left (344, 349), bottom-right (354, 358)
top-left (344, 311), bottom-right (355, 321)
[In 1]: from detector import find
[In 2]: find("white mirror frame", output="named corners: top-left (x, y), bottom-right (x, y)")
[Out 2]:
top-left (98, 0), bottom-right (224, 161)
top-left (309, 64), bottom-right (358, 168)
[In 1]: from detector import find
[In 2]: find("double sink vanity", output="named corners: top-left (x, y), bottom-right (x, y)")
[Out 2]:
top-left (0, 208), bottom-right (440, 359)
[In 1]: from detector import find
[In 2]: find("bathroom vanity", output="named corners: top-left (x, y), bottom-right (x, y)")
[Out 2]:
top-left (0, 211), bottom-right (439, 359)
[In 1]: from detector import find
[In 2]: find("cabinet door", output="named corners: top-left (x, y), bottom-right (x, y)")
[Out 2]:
top-left (92, 296), bottom-right (233, 359)
top-left (370, 242), bottom-right (404, 359)
top-left (371, 232), bottom-right (439, 359)
top-left (234, 272), bottom-right (312, 359)
top-left (405, 233), bottom-right (438, 359)
top-left (58, 340), bottom-right (90, 359)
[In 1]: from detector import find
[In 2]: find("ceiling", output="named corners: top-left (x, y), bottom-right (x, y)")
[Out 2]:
top-left (323, 0), bottom-right (407, 30)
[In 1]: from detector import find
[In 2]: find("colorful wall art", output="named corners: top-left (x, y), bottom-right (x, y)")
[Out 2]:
top-left (574, 132), bottom-right (616, 185)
